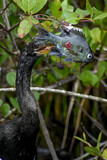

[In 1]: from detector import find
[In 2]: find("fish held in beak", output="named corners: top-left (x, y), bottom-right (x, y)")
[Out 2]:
top-left (33, 25), bottom-right (94, 63)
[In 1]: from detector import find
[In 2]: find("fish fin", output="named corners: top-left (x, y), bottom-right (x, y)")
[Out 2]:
top-left (63, 58), bottom-right (73, 62)
top-left (70, 27), bottom-right (85, 38)
top-left (49, 47), bottom-right (61, 56)
top-left (49, 52), bottom-right (61, 56)
top-left (61, 21), bottom-right (72, 33)
top-left (61, 21), bottom-right (85, 38)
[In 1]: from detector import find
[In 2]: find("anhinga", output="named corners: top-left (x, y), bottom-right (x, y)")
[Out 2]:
top-left (0, 40), bottom-right (54, 160)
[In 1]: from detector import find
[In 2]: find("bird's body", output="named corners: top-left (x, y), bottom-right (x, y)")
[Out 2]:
top-left (0, 41), bottom-right (52, 160)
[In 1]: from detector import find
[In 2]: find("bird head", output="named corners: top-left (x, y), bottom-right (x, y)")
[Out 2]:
top-left (26, 40), bottom-right (55, 57)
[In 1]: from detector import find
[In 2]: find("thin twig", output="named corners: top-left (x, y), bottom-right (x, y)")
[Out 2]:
top-left (61, 79), bottom-right (79, 149)
top-left (0, 0), bottom-right (13, 15)
top-left (32, 92), bottom-right (59, 160)
top-left (75, 99), bottom-right (107, 137)
top-left (0, 87), bottom-right (107, 103)
top-left (0, 108), bottom-right (16, 122)
top-left (40, 75), bottom-right (76, 95)
top-left (101, 80), bottom-right (107, 88)
top-left (69, 86), bottom-right (91, 152)
top-left (0, 44), bottom-right (18, 55)
top-left (81, 123), bottom-right (97, 142)
top-left (8, 22), bottom-right (20, 32)
top-left (69, 53), bottom-right (107, 152)
top-left (2, 0), bottom-right (20, 53)
top-left (0, 23), bottom-right (5, 29)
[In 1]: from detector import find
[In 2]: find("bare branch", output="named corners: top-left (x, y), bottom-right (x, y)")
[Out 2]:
top-left (61, 79), bottom-right (79, 149)
top-left (2, 0), bottom-right (20, 53)
top-left (8, 22), bottom-right (20, 32)
top-left (0, 0), bottom-right (13, 15)
top-left (32, 92), bottom-right (59, 160)
top-left (0, 87), bottom-right (107, 103)
top-left (0, 44), bottom-right (18, 55)
top-left (0, 108), bottom-right (16, 122)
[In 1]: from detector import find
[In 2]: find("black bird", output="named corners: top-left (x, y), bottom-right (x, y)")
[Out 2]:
top-left (0, 40), bottom-right (54, 160)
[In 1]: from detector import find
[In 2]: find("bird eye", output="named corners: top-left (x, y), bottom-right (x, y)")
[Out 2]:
top-left (87, 53), bottom-right (92, 59)
top-left (33, 43), bottom-right (39, 49)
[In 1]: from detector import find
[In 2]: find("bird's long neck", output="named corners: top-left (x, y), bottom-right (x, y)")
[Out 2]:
top-left (16, 48), bottom-right (39, 113)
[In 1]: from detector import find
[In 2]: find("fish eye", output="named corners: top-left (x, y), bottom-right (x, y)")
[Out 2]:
top-left (87, 53), bottom-right (92, 59)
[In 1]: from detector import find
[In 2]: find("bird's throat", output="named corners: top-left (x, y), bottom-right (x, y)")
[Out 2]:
top-left (16, 51), bottom-right (39, 112)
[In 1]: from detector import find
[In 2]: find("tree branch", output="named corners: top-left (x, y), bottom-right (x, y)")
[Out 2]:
top-left (0, 108), bottom-right (16, 122)
top-left (0, 44), bottom-right (18, 55)
top-left (0, 87), bottom-right (107, 103)
top-left (2, 0), bottom-right (20, 53)
top-left (61, 79), bottom-right (79, 149)
top-left (0, 0), bottom-right (13, 15)
top-left (32, 92), bottom-right (59, 160)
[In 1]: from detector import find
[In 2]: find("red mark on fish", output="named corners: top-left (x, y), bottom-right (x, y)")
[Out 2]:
top-left (65, 42), bottom-right (72, 49)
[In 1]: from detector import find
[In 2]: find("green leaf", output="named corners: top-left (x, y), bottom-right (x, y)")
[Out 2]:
top-left (76, 8), bottom-right (89, 18)
top-left (13, 0), bottom-right (26, 12)
top-left (61, 0), bottom-right (79, 24)
top-left (30, 0), bottom-right (47, 14)
top-left (83, 26), bottom-right (92, 47)
top-left (103, 148), bottom-right (107, 159)
top-left (9, 97), bottom-right (20, 111)
top-left (91, 28), bottom-right (101, 43)
top-left (33, 74), bottom-right (44, 86)
top-left (47, 73), bottom-right (57, 83)
top-left (50, 0), bottom-right (62, 18)
top-left (84, 146), bottom-right (102, 157)
top-left (54, 66), bottom-right (70, 79)
top-left (0, 51), bottom-right (8, 65)
top-left (62, 0), bottom-right (74, 13)
top-left (94, 12), bottom-right (107, 20)
top-left (97, 61), bottom-right (107, 79)
top-left (101, 31), bottom-right (107, 47)
top-left (1, 103), bottom-right (10, 116)
top-left (14, 0), bottom-right (47, 14)
top-left (26, 16), bottom-right (38, 24)
top-left (74, 136), bottom-right (88, 145)
top-left (0, 99), bottom-right (3, 106)
top-left (34, 91), bottom-right (40, 101)
top-left (6, 71), bottom-right (16, 87)
top-left (22, 0), bottom-right (36, 13)
top-left (86, 0), bottom-right (92, 14)
top-left (97, 132), bottom-right (102, 150)
top-left (18, 19), bottom-right (33, 38)
top-left (91, 7), bottom-right (102, 19)
top-left (79, 71), bottom-right (99, 87)
top-left (83, 132), bottom-right (87, 141)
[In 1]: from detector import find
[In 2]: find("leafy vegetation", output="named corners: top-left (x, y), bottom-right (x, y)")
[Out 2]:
top-left (0, 0), bottom-right (107, 159)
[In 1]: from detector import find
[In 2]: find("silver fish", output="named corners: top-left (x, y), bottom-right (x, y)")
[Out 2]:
top-left (33, 25), bottom-right (94, 62)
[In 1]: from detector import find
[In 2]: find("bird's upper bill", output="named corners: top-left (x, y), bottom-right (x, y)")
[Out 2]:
top-left (33, 41), bottom-right (55, 55)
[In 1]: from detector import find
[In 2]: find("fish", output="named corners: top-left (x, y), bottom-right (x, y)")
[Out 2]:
top-left (33, 25), bottom-right (94, 62)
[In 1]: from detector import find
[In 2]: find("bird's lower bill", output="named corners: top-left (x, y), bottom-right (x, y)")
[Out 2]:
top-left (35, 45), bottom-right (55, 55)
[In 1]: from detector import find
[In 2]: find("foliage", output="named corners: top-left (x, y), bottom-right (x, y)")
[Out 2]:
top-left (75, 132), bottom-right (107, 159)
top-left (0, 0), bottom-right (107, 159)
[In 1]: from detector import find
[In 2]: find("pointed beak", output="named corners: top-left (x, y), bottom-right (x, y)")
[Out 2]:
top-left (35, 43), bottom-right (55, 55)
